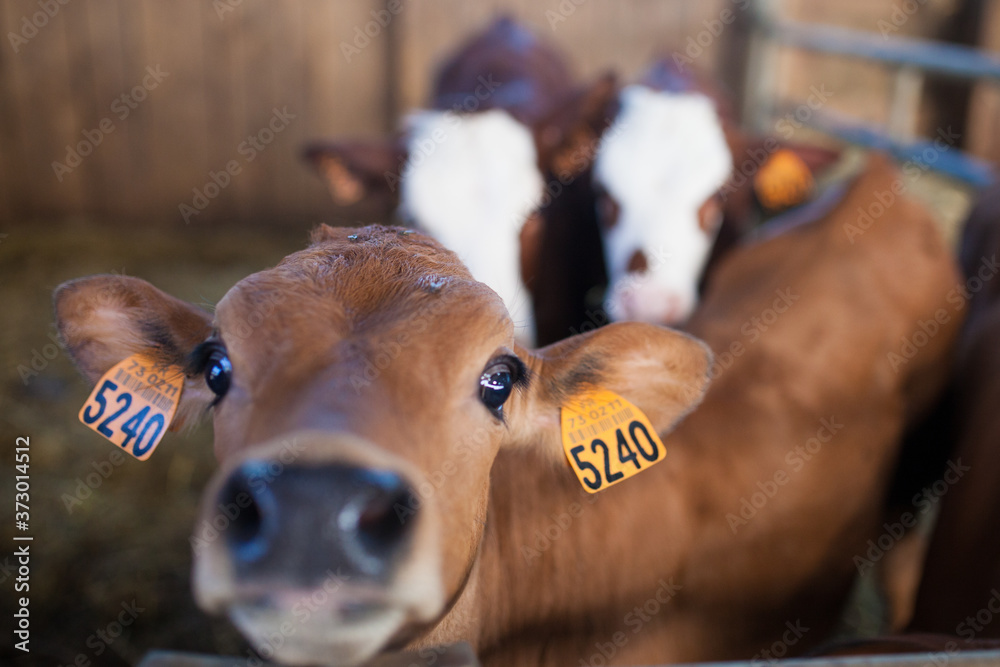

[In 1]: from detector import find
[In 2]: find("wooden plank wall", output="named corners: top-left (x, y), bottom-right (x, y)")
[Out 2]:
top-left (4, 0), bottom-right (995, 228)
top-left (0, 0), bottom-right (730, 228)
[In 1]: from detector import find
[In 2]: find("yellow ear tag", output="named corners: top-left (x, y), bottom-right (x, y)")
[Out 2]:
top-left (561, 388), bottom-right (667, 493)
top-left (78, 353), bottom-right (184, 460)
top-left (754, 149), bottom-right (815, 212)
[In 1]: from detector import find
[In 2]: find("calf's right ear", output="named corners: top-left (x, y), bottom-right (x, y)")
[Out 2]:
top-left (511, 322), bottom-right (713, 448)
top-left (54, 275), bottom-right (215, 428)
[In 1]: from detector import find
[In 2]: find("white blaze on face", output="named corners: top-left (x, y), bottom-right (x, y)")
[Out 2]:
top-left (399, 109), bottom-right (543, 341)
top-left (594, 85), bottom-right (733, 325)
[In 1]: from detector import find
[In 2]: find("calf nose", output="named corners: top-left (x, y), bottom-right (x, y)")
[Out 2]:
top-left (216, 461), bottom-right (416, 587)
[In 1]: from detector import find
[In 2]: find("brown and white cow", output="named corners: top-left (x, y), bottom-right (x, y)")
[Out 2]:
top-left (55, 155), bottom-right (958, 666)
top-left (304, 17), bottom-right (604, 344)
top-left (587, 58), bottom-right (841, 326)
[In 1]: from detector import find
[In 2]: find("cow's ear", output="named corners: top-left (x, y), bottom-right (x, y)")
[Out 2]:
top-left (536, 71), bottom-right (619, 179)
top-left (54, 275), bottom-right (215, 429)
top-left (510, 322), bottom-right (712, 448)
top-left (302, 139), bottom-right (406, 212)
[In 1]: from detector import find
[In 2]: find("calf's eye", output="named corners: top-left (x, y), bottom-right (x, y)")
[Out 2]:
top-left (205, 350), bottom-right (232, 398)
top-left (479, 363), bottom-right (515, 416)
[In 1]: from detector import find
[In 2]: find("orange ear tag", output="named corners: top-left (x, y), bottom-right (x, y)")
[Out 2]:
top-left (561, 388), bottom-right (667, 493)
top-left (78, 354), bottom-right (184, 460)
top-left (754, 149), bottom-right (815, 212)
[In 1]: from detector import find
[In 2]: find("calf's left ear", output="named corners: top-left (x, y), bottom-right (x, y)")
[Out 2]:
top-left (511, 322), bottom-right (712, 445)
top-left (54, 275), bottom-right (215, 428)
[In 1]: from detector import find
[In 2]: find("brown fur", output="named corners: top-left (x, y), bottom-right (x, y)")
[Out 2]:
top-left (426, 155), bottom-right (960, 665)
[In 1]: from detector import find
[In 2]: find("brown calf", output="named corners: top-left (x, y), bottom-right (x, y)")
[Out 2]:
top-left (54, 156), bottom-right (958, 666)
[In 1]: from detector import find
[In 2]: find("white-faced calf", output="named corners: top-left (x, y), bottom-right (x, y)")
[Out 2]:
top-left (588, 58), bottom-right (840, 326)
top-left (304, 18), bottom-right (603, 343)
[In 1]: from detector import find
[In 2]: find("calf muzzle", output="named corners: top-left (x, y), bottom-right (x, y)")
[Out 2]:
top-left (215, 461), bottom-right (417, 588)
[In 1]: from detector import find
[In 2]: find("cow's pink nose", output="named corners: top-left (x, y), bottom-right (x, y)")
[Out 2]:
top-left (216, 461), bottom-right (416, 586)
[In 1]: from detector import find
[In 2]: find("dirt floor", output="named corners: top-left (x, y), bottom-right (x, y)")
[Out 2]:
top-left (0, 155), bottom-right (980, 665)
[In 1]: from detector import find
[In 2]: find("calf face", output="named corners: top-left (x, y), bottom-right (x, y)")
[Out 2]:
top-left (397, 108), bottom-right (545, 337)
top-left (593, 84), bottom-right (733, 324)
top-left (54, 225), bottom-right (711, 665)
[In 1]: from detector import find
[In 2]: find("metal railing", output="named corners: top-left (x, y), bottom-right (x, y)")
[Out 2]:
top-left (744, 0), bottom-right (999, 186)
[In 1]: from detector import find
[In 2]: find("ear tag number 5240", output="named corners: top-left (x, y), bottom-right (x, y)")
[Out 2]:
top-left (561, 388), bottom-right (667, 493)
top-left (78, 354), bottom-right (184, 460)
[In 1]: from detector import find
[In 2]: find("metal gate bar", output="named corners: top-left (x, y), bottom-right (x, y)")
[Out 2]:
top-left (744, 0), bottom-right (999, 185)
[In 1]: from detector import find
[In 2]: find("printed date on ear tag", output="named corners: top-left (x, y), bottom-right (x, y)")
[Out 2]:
top-left (561, 388), bottom-right (666, 493)
top-left (78, 353), bottom-right (184, 460)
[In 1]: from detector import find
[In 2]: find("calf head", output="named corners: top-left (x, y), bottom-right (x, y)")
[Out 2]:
top-left (587, 58), bottom-right (840, 328)
top-left (593, 84), bottom-right (733, 325)
top-left (429, 16), bottom-right (575, 128)
top-left (303, 75), bottom-right (619, 347)
top-left (303, 19), bottom-right (597, 343)
top-left (54, 225), bottom-right (711, 665)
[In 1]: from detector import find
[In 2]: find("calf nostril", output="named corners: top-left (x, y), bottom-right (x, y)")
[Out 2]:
top-left (357, 486), bottom-right (413, 555)
top-left (338, 471), bottom-right (415, 572)
top-left (218, 462), bottom-right (274, 564)
top-left (627, 249), bottom-right (648, 273)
